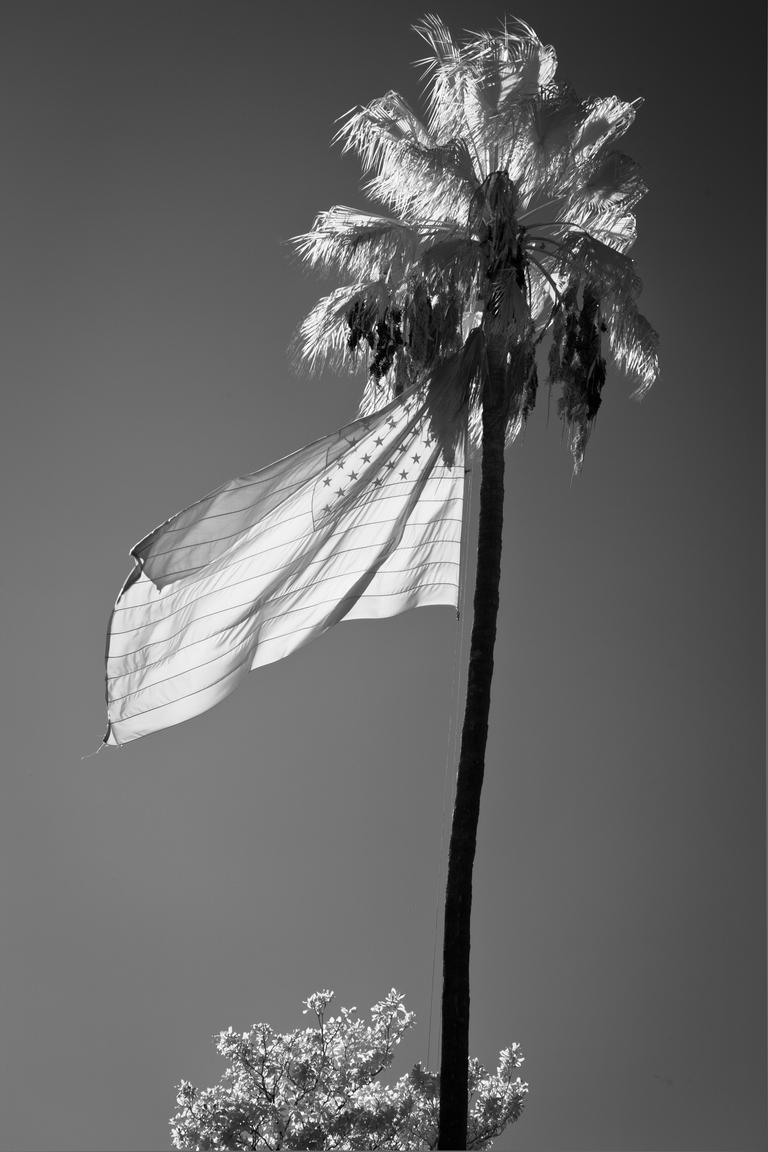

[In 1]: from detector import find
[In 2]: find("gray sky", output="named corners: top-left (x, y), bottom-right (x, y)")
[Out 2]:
top-left (0, 2), bottom-right (765, 1149)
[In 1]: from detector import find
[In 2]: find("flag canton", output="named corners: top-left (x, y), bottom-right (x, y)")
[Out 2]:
top-left (310, 398), bottom-right (440, 528)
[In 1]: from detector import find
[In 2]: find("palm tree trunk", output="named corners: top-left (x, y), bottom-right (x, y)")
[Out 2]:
top-left (438, 363), bottom-right (507, 1150)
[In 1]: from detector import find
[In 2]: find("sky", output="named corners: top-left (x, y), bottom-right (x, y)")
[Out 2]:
top-left (0, 2), bottom-right (765, 1150)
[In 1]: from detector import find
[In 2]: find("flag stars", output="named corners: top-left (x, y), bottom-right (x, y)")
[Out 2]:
top-left (374, 436), bottom-right (384, 446)
top-left (385, 460), bottom-right (396, 470)
top-left (322, 477), bottom-right (332, 486)
top-left (399, 470), bottom-right (409, 480)
top-left (373, 478), bottom-right (383, 488)
top-left (348, 470), bottom-right (358, 481)
top-left (362, 453), bottom-right (371, 463)
top-left (411, 453), bottom-right (421, 463)
top-left (335, 487), bottom-right (345, 498)
top-left (336, 460), bottom-right (346, 470)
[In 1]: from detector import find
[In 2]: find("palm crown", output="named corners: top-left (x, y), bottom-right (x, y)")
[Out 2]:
top-left (293, 14), bottom-right (658, 471)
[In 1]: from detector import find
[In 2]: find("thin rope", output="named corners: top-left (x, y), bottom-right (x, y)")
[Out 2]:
top-left (426, 452), bottom-right (474, 1070)
top-left (81, 742), bottom-right (108, 761)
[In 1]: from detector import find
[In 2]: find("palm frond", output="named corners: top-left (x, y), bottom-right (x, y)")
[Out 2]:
top-left (412, 13), bottom-right (463, 81)
top-left (426, 326), bottom-right (485, 456)
top-left (557, 233), bottom-right (639, 299)
top-left (464, 23), bottom-right (558, 116)
top-left (415, 17), bottom-right (558, 176)
top-left (570, 95), bottom-right (640, 167)
top-left (554, 149), bottom-right (646, 252)
top-left (570, 150), bottom-right (647, 214)
top-left (292, 208), bottom-right (422, 280)
top-left (516, 92), bottom-right (640, 209)
top-left (509, 85), bottom-right (583, 205)
top-left (338, 95), bottom-right (478, 221)
top-left (337, 91), bottom-right (432, 172)
top-left (363, 139), bottom-right (477, 222)
top-left (525, 255), bottom-right (564, 322)
top-left (605, 303), bottom-right (659, 397)
top-left (404, 278), bottom-right (465, 364)
top-left (413, 15), bottom-right (483, 153)
top-left (546, 284), bottom-right (606, 471)
top-left (420, 236), bottom-right (481, 294)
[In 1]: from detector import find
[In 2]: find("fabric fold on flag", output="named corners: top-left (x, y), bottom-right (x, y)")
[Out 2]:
top-left (104, 387), bottom-right (466, 745)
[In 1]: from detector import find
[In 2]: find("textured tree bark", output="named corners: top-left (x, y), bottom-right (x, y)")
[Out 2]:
top-left (438, 358), bottom-right (507, 1150)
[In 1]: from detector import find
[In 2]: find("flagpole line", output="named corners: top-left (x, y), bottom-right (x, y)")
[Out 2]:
top-left (426, 432), bottom-right (474, 1072)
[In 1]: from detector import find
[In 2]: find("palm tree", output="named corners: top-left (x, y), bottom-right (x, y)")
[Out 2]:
top-left (292, 15), bottom-right (658, 1148)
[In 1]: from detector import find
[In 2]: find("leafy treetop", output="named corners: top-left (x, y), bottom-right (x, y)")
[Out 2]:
top-left (170, 989), bottom-right (527, 1150)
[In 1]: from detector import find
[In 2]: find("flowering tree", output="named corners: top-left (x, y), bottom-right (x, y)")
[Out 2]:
top-left (170, 989), bottom-right (527, 1150)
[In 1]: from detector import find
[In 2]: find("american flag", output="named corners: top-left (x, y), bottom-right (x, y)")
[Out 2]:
top-left (104, 389), bottom-right (465, 745)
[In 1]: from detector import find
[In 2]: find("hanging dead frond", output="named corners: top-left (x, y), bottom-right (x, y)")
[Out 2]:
top-left (400, 278), bottom-right (465, 375)
top-left (547, 282), bottom-right (607, 471)
top-left (506, 335), bottom-right (539, 431)
top-left (291, 281), bottom-right (392, 376)
top-left (425, 326), bottom-right (485, 464)
top-left (556, 235), bottom-right (658, 394)
top-left (420, 235), bottom-right (481, 297)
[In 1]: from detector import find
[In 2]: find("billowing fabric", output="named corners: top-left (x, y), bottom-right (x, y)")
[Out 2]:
top-left (104, 390), bottom-right (464, 744)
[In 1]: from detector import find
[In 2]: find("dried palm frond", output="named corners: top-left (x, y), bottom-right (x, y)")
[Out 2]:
top-left (425, 326), bottom-right (485, 461)
top-left (507, 335), bottom-right (539, 428)
top-left (401, 278), bottom-right (466, 368)
top-left (420, 236), bottom-right (481, 296)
